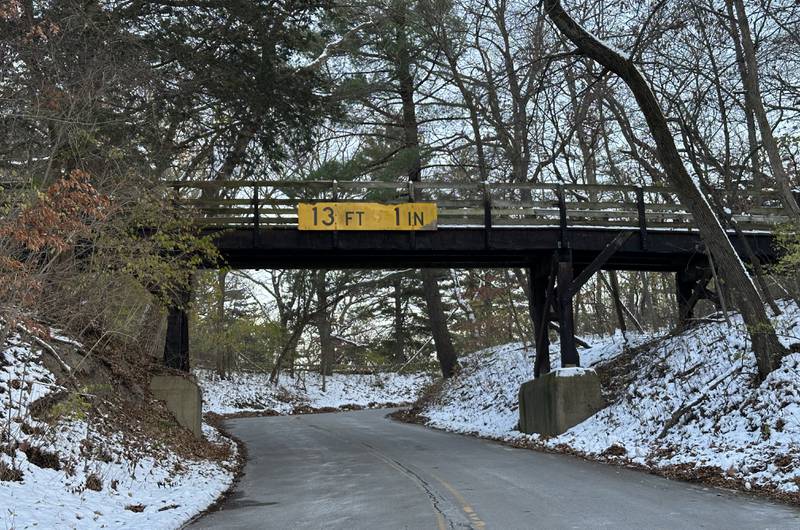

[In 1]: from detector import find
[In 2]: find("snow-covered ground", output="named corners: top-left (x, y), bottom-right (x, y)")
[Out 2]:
top-left (419, 302), bottom-right (800, 499)
top-left (198, 369), bottom-right (433, 415)
top-left (1, 332), bottom-right (237, 530)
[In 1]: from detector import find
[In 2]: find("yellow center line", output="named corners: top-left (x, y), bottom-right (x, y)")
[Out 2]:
top-left (429, 472), bottom-right (487, 529)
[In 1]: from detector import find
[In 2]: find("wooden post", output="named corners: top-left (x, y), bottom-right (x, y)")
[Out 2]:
top-left (676, 264), bottom-right (717, 326)
top-left (675, 270), bottom-right (695, 326)
top-left (557, 184), bottom-right (568, 248)
top-left (408, 181), bottom-right (416, 249)
top-left (557, 249), bottom-right (580, 367)
top-left (164, 288), bottom-right (191, 372)
top-left (529, 267), bottom-right (551, 377)
top-left (331, 180), bottom-right (339, 249)
top-left (252, 184), bottom-right (260, 246)
top-left (636, 185), bottom-right (648, 250)
top-left (483, 182), bottom-right (492, 249)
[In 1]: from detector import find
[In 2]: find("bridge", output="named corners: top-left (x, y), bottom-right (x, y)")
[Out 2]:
top-left (163, 179), bottom-right (787, 383)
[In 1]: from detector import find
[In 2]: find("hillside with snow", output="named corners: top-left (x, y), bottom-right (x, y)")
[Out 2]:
top-left (1, 329), bottom-right (237, 530)
top-left (414, 301), bottom-right (800, 501)
top-left (198, 369), bottom-right (432, 416)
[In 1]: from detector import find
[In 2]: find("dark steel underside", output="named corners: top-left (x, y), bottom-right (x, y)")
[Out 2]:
top-left (207, 226), bottom-right (778, 271)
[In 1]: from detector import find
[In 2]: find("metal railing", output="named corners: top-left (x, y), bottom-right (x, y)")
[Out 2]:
top-left (169, 180), bottom-right (791, 233)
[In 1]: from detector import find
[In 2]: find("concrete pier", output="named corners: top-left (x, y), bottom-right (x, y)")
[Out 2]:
top-left (518, 368), bottom-right (605, 436)
top-left (151, 375), bottom-right (203, 438)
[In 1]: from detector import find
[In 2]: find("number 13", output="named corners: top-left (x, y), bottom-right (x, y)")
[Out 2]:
top-left (312, 206), bottom-right (335, 226)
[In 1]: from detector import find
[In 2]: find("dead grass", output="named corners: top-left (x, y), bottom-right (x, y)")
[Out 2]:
top-left (85, 473), bottom-right (102, 491)
top-left (0, 460), bottom-right (23, 482)
top-left (22, 445), bottom-right (61, 470)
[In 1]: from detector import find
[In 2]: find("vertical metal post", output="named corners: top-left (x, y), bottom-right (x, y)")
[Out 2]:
top-left (557, 248), bottom-right (579, 367)
top-left (408, 181), bottom-right (416, 250)
top-left (483, 182), bottom-right (492, 249)
top-left (483, 182), bottom-right (492, 229)
top-left (636, 185), bottom-right (647, 250)
top-left (252, 184), bottom-right (260, 246)
top-left (530, 267), bottom-right (551, 377)
top-left (557, 184), bottom-right (568, 248)
top-left (164, 288), bottom-right (191, 372)
top-left (331, 180), bottom-right (339, 249)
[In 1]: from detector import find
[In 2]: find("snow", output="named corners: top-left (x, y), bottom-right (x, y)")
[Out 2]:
top-left (421, 334), bottom-right (644, 439)
top-left (198, 369), bottom-right (432, 415)
top-left (553, 366), bottom-right (594, 378)
top-left (418, 302), bottom-right (800, 496)
top-left (1, 333), bottom-right (237, 530)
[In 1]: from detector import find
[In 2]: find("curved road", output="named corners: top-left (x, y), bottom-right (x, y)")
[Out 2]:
top-left (193, 409), bottom-right (800, 529)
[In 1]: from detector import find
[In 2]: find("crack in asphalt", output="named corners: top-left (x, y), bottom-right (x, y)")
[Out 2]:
top-left (306, 422), bottom-right (474, 529)
top-left (360, 440), bottom-right (474, 530)
top-left (192, 410), bottom-right (800, 529)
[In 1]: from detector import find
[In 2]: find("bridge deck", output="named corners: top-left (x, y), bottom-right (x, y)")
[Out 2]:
top-left (171, 180), bottom-right (784, 270)
top-left (154, 180), bottom-right (786, 371)
top-left (209, 225), bottom-right (776, 270)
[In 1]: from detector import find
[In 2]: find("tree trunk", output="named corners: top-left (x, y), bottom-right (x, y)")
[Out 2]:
top-left (543, 0), bottom-right (786, 381)
top-left (639, 272), bottom-right (653, 330)
top-left (314, 270), bottom-right (334, 376)
top-left (395, 3), bottom-right (422, 182)
top-left (607, 271), bottom-right (627, 336)
top-left (215, 269), bottom-right (228, 378)
top-left (394, 6), bottom-right (459, 377)
top-left (270, 323), bottom-right (304, 385)
top-left (392, 276), bottom-right (406, 363)
top-left (422, 269), bottom-right (458, 378)
top-left (728, 0), bottom-right (800, 216)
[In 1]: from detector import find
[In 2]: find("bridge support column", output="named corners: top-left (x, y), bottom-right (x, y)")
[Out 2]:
top-left (676, 269), bottom-right (696, 323)
top-left (519, 250), bottom-right (606, 435)
top-left (164, 288), bottom-right (191, 372)
top-left (529, 266), bottom-right (551, 378)
top-left (557, 249), bottom-right (580, 368)
top-left (676, 264), bottom-right (713, 326)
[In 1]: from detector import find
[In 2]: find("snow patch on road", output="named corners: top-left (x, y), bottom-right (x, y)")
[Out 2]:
top-left (418, 303), bottom-right (800, 497)
top-left (198, 369), bottom-right (433, 415)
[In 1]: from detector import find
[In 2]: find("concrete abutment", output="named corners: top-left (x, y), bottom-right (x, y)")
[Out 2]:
top-left (150, 375), bottom-right (203, 438)
top-left (518, 369), bottom-right (605, 436)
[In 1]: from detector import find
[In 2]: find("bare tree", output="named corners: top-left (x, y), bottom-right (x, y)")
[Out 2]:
top-left (543, 0), bottom-right (786, 381)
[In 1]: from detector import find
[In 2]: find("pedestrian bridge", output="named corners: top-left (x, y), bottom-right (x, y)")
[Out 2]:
top-left (162, 179), bottom-right (786, 387)
top-left (171, 179), bottom-right (785, 270)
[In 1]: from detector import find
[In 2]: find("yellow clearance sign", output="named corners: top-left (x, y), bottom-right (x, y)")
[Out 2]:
top-left (298, 202), bottom-right (437, 231)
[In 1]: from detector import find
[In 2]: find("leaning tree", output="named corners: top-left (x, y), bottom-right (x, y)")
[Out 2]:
top-left (542, 0), bottom-right (786, 382)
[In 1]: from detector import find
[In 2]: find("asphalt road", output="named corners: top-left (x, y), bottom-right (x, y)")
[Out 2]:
top-left (192, 409), bottom-right (800, 529)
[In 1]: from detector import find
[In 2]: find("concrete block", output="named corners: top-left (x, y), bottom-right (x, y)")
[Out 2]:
top-left (150, 375), bottom-right (203, 438)
top-left (518, 368), bottom-right (605, 436)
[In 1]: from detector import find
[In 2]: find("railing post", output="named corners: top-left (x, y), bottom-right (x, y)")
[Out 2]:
top-left (636, 185), bottom-right (647, 250)
top-left (252, 184), bottom-right (260, 246)
top-left (483, 182), bottom-right (492, 229)
top-left (557, 184), bottom-right (568, 248)
top-left (408, 181), bottom-right (416, 250)
top-left (332, 179), bottom-right (339, 249)
top-left (483, 182), bottom-right (492, 249)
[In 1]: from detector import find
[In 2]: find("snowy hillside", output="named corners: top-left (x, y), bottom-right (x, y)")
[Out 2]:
top-left (1, 330), bottom-right (237, 529)
top-left (416, 302), bottom-right (800, 500)
top-left (198, 369), bottom-right (433, 416)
